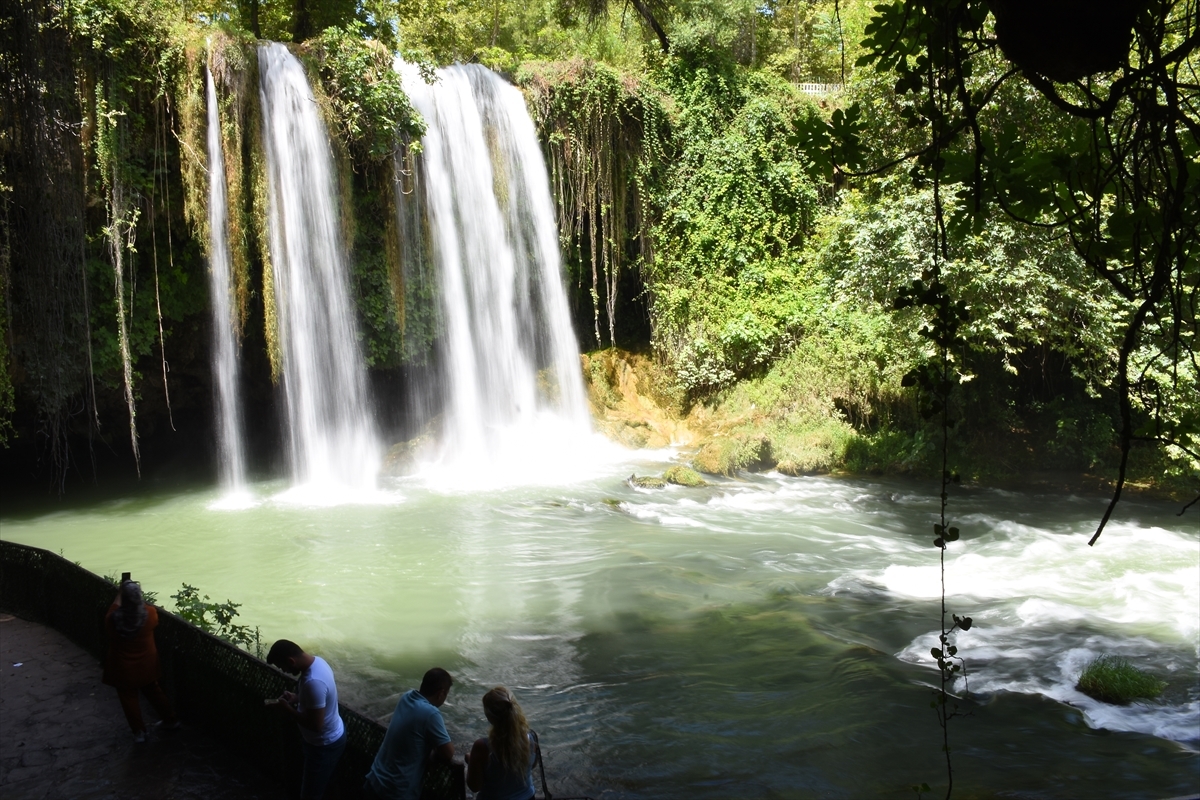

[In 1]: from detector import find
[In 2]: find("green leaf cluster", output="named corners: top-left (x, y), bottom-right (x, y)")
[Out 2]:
top-left (308, 24), bottom-right (424, 162)
top-left (171, 583), bottom-right (258, 651)
top-left (648, 65), bottom-right (826, 394)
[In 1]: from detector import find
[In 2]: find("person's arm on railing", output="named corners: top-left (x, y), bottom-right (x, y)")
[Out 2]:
top-left (464, 738), bottom-right (488, 792)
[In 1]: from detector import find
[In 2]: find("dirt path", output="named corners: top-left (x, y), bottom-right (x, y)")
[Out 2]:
top-left (0, 612), bottom-right (287, 800)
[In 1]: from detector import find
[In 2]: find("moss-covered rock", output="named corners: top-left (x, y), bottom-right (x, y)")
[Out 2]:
top-left (691, 434), bottom-right (776, 476)
top-left (1076, 656), bottom-right (1167, 704)
top-left (582, 349), bottom-right (695, 450)
top-left (381, 429), bottom-right (436, 476)
top-left (663, 465), bottom-right (706, 486)
top-left (775, 453), bottom-right (831, 477)
top-left (628, 474), bottom-right (667, 489)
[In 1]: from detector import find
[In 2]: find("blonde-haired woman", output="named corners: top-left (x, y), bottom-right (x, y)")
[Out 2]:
top-left (465, 687), bottom-right (538, 800)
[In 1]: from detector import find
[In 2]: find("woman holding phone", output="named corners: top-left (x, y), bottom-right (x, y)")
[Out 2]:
top-left (102, 578), bottom-right (177, 742)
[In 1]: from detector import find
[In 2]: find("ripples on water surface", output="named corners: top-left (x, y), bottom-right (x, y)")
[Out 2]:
top-left (2, 455), bottom-right (1197, 798)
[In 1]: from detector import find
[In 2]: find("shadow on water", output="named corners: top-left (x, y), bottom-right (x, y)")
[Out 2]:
top-left (329, 590), bottom-right (1200, 800)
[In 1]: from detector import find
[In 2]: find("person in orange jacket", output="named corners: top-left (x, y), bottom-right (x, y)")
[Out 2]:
top-left (102, 580), bottom-right (178, 742)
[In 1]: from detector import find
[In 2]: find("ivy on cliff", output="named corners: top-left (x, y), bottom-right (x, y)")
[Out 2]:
top-left (648, 46), bottom-right (826, 396)
top-left (519, 59), bottom-right (669, 349)
top-left (307, 23), bottom-right (425, 162)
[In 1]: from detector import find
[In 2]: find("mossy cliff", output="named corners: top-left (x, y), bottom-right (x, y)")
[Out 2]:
top-left (582, 348), bottom-right (1193, 500)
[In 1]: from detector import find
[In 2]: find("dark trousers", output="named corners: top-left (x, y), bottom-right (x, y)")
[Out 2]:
top-left (301, 730), bottom-right (348, 800)
top-left (115, 681), bottom-right (175, 733)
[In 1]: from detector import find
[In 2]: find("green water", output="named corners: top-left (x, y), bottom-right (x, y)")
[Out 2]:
top-left (2, 464), bottom-right (1197, 798)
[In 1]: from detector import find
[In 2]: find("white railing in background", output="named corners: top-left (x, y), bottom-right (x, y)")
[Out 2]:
top-left (796, 83), bottom-right (843, 95)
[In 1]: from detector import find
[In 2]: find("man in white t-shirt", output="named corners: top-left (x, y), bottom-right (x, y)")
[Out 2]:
top-left (268, 639), bottom-right (348, 800)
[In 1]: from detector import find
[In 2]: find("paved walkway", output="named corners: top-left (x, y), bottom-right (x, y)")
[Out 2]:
top-left (0, 612), bottom-right (287, 800)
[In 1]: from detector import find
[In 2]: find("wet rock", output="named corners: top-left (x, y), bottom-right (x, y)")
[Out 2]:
top-left (627, 474), bottom-right (667, 489)
top-left (691, 434), bottom-right (776, 476)
top-left (582, 350), bottom-right (695, 450)
top-left (381, 424), bottom-right (439, 476)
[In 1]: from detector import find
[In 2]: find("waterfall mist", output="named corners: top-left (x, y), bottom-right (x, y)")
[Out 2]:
top-left (205, 66), bottom-right (248, 494)
top-left (397, 63), bottom-right (596, 482)
top-left (258, 43), bottom-right (379, 493)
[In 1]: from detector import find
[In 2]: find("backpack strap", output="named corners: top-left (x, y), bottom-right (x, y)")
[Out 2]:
top-left (531, 729), bottom-right (551, 800)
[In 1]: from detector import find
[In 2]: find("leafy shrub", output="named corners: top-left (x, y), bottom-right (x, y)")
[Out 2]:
top-left (1076, 656), bottom-right (1166, 705)
top-left (309, 23), bottom-right (425, 161)
top-left (171, 583), bottom-right (260, 655)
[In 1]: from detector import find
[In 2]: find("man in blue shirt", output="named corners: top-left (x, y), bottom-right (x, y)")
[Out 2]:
top-left (363, 667), bottom-right (455, 800)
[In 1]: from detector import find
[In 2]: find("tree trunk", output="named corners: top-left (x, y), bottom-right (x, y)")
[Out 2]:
top-left (628, 0), bottom-right (669, 53)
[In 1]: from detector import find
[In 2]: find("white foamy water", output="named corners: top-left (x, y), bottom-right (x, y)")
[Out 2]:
top-left (205, 65), bottom-right (247, 493)
top-left (258, 43), bottom-right (380, 491)
top-left (843, 503), bottom-right (1199, 744)
top-left (396, 62), bottom-right (593, 483)
top-left (607, 474), bottom-right (1200, 744)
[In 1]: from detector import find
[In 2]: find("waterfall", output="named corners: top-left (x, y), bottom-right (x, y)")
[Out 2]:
top-left (205, 66), bottom-right (247, 492)
top-left (397, 63), bottom-right (592, 474)
top-left (258, 43), bottom-right (379, 491)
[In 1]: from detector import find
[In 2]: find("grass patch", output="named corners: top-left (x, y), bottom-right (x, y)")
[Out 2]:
top-left (1076, 656), bottom-right (1166, 705)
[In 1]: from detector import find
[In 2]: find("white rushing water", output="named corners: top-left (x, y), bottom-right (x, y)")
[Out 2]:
top-left (397, 63), bottom-right (594, 482)
top-left (205, 65), bottom-right (248, 495)
top-left (258, 43), bottom-right (379, 494)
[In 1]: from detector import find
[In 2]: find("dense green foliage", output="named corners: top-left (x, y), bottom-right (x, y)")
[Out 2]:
top-left (649, 60), bottom-right (824, 393)
top-left (308, 23), bottom-right (424, 160)
top-left (1076, 655), bottom-right (1167, 705)
top-left (1, 0), bottom-right (1195, 501)
top-left (847, 0), bottom-right (1199, 514)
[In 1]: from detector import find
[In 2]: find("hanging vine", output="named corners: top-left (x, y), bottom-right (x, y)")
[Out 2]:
top-left (0, 0), bottom-right (93, 482)
top-left (519, 60), bottom-right (669, 349)
top-left (855, 0), bottom-right (1200, 539)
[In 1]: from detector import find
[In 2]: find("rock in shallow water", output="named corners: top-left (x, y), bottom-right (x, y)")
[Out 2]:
top-left (628, 474), bottom-right (667, 489)
top-left (663, 465), bottom-right (706, 486)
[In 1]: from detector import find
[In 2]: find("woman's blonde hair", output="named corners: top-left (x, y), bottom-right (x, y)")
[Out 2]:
top-left (482, 686), bottom-right (530, 776)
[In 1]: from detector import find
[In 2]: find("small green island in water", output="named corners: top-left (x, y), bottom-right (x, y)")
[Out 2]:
top-left (1, 0), bottom-right (1196, 798)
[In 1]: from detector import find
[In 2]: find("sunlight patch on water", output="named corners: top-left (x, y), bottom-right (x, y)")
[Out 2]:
top-left (412, 422), bottom-right (657, 492)
top-left (207, 489), bottom-right (259, 511)
top-left (269, 482), bottom-right (405, 508)
top-left (872, 522), bottom-right (1199, 637)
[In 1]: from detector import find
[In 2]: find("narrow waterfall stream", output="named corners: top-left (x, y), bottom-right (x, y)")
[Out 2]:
top-left (204, 65), bottom-right (247, 495)
top-left (397, 64), bottom-right (595, 481)
top-left (258, 43), bottom-right (379, 494)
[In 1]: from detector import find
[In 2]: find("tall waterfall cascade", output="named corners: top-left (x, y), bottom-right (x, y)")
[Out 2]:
top-left (258, 43), bottom-right (379, 492)
top-left (397, 63), bottom-right (594, 478)
top-left (205, 66), bottom-right (247, 493)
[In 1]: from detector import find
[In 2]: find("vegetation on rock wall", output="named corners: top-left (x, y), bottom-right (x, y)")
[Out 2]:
top-left (1, 1), bottom-right (93, 465)
top-left (1, 0), bottom-right (1194, 504)
top-left (302, 25), bottom-right (425, 368)
top-left (520, 59), bottom-right (668, 349)
top-left (0, 0), bottom-right (426, 485)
